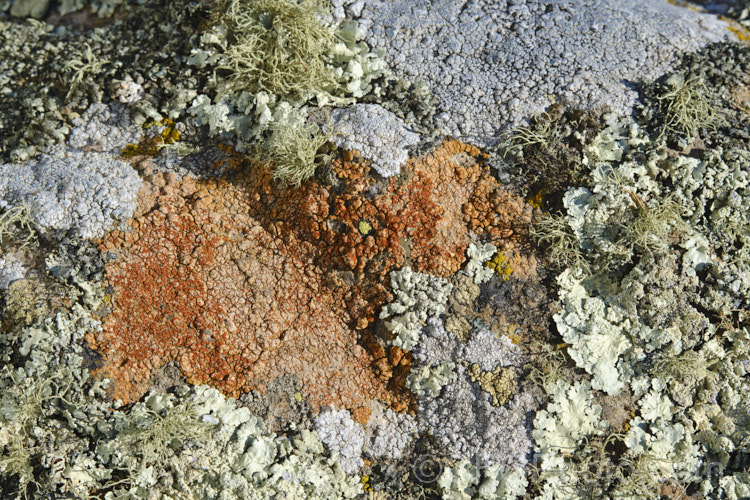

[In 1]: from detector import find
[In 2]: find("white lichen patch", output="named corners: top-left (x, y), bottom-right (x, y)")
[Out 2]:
top-left (329, 103), bottom-right (421, 177)
top-left (314, 408), bottom-right (365, 474)
top-left (354, 0), bottom-right (730, 146)
top-left (0, 149), bottom-right (141, 240)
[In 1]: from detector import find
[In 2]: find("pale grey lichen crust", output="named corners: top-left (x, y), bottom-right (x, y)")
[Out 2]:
top-left (329, 103), bottom-right (421, 177)
top-left (0, 149), bottom-right (141, 240)
top-left (415, 322), bottom-right (534, 471)
top-left (66, 103), bottom-right (142, 154)
top-left (349, 0), bottom-right (730, 146)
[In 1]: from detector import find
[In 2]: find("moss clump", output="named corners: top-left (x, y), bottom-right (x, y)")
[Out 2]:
top-left (219, 0), bottom-right (338, 100)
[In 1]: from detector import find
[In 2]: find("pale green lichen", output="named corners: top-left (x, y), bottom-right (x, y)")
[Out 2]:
top-left (655, 73), bottom-right (718, 139)
top-left (186, 0), bottom-right (388, 187)
top-left (62, 44), bottom-right (109, 101)
top-left (499, 109), bottom-right (560, 161)
top-left (463, 242), bottom-right (497, 285)
top-left (0, 204), bottom-right (37, 249)
top-left (380, 266), bottom-right (452, 351)
top-left (218, 0), bottom-right (338, 100)
top-left (535, 102), bottom-right (750, 497)
top-left (406, 360), bottom-right (456, 398)
top-left (531, 380), bottom-right (606, 499)
top-left (617, 192), bottom-right (690, 256)
top-left (438, 461), bottom-right (528, 500)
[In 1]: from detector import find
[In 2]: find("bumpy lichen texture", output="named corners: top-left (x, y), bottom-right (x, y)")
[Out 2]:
top-left (341, 0), bottom-right (731, 146)
top-left (532, 53), bottom-right (750, 495)
top-left (90, 140), bottom-right (535, 414)
top-left (0, 149), bottom-right (142, 240)
top-left (414, 323), bottom-right (536, 471)
top-left (329, 103), bottom-right (422, 177)
top-left (0, 0), bottom-right (209, 162)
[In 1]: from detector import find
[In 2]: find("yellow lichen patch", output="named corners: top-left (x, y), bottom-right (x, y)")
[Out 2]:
top-left (361, 475), bottom-right (373, 492)
top-left (358, 220), bottom-right (373, 235)
top-left (121, 119), bottom-right (181, 158)
top-left (526, 187), bottom-right (547, 210)
top-left (485, 252), bottom-right (513, 281)
top-left (504, 323), bottom-right (523, 344)
top-left (721, 16), bottom-right (750, 41)
top-left (468, 363), bottom-right (517, 406)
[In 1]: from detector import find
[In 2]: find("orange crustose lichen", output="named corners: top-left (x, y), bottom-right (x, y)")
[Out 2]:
top-left (89, 140), bottom-right (536, 414)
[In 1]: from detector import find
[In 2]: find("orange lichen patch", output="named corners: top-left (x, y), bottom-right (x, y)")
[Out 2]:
top-left (92, 139), bottom-right (538, 412)
top-left (236, 139), bottom-right (536, 325)
top-left (92, 172), bottom-right (396, 413)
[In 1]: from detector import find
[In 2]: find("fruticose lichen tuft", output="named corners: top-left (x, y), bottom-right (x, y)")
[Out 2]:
top-left (218, 0), bottom-right (339, 100)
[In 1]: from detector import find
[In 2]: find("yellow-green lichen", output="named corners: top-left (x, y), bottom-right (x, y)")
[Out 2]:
top-left (218, 0), bottom-right (338, 100)
top-left (526, 187), bottom-right (547, 210)
top-left (121, 119), bottom-right (181, 158)
top-left (467, 363), bottom-right (517, 407)
top-left (484, 252), bottom-right (513, 281)
top-left (358, 220), bottom-right (372, 235)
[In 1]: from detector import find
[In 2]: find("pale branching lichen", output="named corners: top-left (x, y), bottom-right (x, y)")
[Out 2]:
top-left (62, 44), bottom-right (109, 101)
top-left (618, 193), bottom-right (690, 256)
top-left (0, 204), bottom-right (37, 249)
top-left (530, 212), bottom-right (587, 272)
top-left (656, 73), bottom-right (717, 139)
top-left (108, 396), bottom-right (217, 478)
top-left (260, 108), bottom-right (332, 187)
top-left (219, 0), bottom-right (338, 100)
top-left (499, 109), bottom-right (559, 161)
